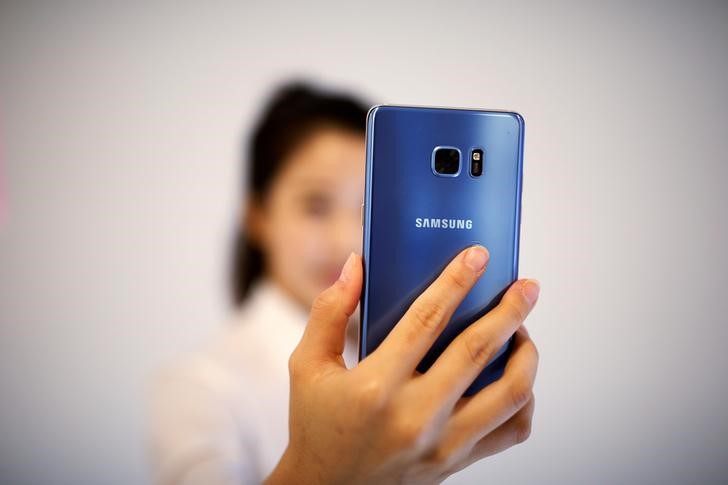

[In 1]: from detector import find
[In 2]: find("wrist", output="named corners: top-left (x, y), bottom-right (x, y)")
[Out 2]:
top-left (264, 446), bottom-right (315, 485)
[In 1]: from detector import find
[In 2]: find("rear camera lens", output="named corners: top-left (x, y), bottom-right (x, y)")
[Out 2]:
top-left (433, 147), bottom-right (460, 175)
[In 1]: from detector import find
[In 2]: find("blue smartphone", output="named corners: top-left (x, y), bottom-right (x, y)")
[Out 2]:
top-left (359, 105), bottom-right (525, 397)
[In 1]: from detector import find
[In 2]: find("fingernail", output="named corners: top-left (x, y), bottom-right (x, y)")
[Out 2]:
top-left (521, 279), bottom-right (540, 304)
top-left (464, 245), bottom-right (489, 272)
top-left (338, 252), bottom-right (356, 284)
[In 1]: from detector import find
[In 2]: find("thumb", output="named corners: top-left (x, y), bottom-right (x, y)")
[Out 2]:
top-left (298, 252), bottom-right (363, 364)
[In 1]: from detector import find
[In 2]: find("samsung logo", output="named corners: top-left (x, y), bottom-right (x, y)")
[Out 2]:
top-left (415, 217), bottom-right (473, 230)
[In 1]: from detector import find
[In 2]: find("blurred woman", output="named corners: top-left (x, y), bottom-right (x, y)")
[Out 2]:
top-left (149, 82), bottom-right (368, 483)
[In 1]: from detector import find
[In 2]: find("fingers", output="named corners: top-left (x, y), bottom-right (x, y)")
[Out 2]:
top-left (416, 278), bottom-right (540, 401)
top-left (445, 327), bottom-right (539, 445)
top-left (368, 245), bottom-right (489, 380)
top-left (449, 393), bottom-right (536, 474)
top-left (469, 393), bottom-right (535, 459)
top-left (405, 328), bottom-right (538, 479)
top-left (297, 252), bottom-right (363, 366)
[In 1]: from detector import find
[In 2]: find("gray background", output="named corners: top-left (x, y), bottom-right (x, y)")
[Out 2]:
top-left (1, 0), bottom-right (726, 483)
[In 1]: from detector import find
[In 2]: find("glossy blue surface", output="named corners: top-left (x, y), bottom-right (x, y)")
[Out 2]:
top-left (359, 105), bottom-right (524, 396)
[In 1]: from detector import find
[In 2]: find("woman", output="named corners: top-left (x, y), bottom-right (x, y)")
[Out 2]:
top-left (149, 81), bottom-right (541, 484)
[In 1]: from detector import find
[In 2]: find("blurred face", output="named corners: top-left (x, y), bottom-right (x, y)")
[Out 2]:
top-left (248, 127), bottom-right (365, 311)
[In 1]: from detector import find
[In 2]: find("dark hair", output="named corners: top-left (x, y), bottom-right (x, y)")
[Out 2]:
top-left (231, 81), bottom-right (369, 305)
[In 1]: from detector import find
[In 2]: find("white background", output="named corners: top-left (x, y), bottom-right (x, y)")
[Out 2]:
top-left (1, 1), bottom-right (726, 483)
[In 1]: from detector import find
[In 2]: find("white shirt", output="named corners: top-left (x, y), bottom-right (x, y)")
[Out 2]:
top-left (148, 277), bottom-right (359, 484)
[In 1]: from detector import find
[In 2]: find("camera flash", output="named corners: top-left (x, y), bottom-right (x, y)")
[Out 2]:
top-left (470, 149), bottom-right (484, 176)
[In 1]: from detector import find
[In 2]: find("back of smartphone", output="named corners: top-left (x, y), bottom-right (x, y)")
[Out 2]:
top-left (359, 105), bottom-right (524, 396)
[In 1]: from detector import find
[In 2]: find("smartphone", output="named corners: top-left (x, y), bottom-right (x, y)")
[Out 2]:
top-left (358, 105), bottom-right (525, 397)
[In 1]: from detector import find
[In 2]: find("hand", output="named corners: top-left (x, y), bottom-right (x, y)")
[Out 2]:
top-left (265, 245), bottom-right (540, 485)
